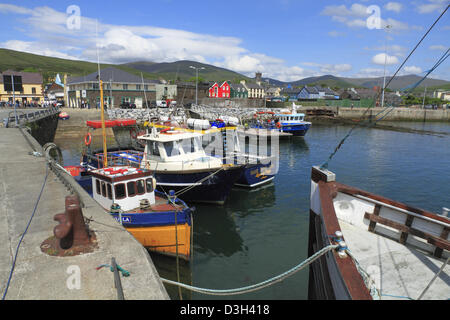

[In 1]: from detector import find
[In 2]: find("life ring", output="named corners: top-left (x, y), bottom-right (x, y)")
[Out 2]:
top-left (276, 122), bottom-right (281, 129)
top-left (84, 133), bottom-right (92, 146)
top-left (130, 128), bottom-right (137, 139)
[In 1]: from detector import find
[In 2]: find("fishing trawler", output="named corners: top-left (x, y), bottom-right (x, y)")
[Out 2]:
top-left (65, 78), bottom-right (193, 260)
top-left (89, 164), bottom-right (193, 260)
top-left (308, 166), bottom-right (449, 300)
top-left (250, 104), bottom-right (311, 137)
top-left (137, 127), bottom-right (246, 205)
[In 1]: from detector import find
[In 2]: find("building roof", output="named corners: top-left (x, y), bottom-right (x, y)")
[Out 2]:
top-left (67, 67), bottom-right (161, 85)
top-left (46, 83), bottom-right (64, 93)
top-left (230, 83), bottom-right (247, 91)
top-left (302, 85), bottom-right (319, 94)
top-left (244, 82), bottom-right (263, 89)
top-left (0, 70), bottom-right (43, 84)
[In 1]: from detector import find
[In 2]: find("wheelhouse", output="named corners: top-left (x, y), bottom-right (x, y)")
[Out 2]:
top-left (277, 113), bottom-right (305, 122)
top-left (90, 166), bottom-right (156, 211)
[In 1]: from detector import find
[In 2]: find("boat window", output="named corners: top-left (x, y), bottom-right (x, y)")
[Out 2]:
top-left (115, 183), bottom-right (126, 200)
top-left (95, 179), bottom-right (101, 195)
top-left (148, 141), bottom-right (160, 157)
top-left (163, 141), bottom-right (180, 157)
top-left (101, 181), bottom-right (107, 197)
top-left (127, 181), bottom-right (136, 197)
top-left (136, 179), bottom-right (145, 195)
top-left (146, 178), bottom-right (154, 193)
top-left (107, 183), bottom-right (113, 200)
top-left (181, 138), bottom-right (195, 154)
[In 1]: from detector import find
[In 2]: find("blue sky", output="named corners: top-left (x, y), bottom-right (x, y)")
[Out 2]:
top-left (0, 0), bottom-right (448, 81)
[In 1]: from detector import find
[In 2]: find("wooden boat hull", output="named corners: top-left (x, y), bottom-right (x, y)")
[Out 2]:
top-left (308, 166), bottom-right (450, 300)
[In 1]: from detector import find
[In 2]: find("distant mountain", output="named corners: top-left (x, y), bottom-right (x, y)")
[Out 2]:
top-left (1, 48), bottom-right (448, 91)
top-left (122, 60), bottom-right (252, 83)
top-left (341, 75), bottom-right (449, 90)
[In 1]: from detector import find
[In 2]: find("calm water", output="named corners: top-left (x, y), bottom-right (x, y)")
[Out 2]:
top-left (54, 122), bottom-right (450, 300)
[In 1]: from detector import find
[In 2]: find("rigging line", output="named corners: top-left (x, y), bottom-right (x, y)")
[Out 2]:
top-left (402, 48), bottom-right (450, 92)
top-left (320, 5), bottom-right (449, 169)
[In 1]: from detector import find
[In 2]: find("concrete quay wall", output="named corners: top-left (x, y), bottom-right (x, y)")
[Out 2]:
top-left (0, 127), bottom-right (169, 300)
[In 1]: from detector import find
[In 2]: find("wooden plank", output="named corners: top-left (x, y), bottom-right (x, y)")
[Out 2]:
top-left (368, 204), bottom-right (381, 232)
top-left (336, 182), bottom-right (450, 225)
top-left (364, 212), bottom-right (450, 251)
top-left (434, 227), bottom-right (449, 258)
top-left (399, 215), bottom-right (415, 245)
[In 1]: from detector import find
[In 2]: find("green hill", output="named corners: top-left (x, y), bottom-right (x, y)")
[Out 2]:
top-left (122, 60), bottom-right (252, 83)
top-left (0, 48), bottom-right (158, 83)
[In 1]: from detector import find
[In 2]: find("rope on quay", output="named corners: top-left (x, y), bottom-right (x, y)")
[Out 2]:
top-left (2, 164), bottom-right (50, 300)
top-left (160, 244), bottom-right (338, 296)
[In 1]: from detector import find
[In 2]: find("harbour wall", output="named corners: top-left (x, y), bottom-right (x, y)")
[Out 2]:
top-left (303, 106), bottom-right (450, 122)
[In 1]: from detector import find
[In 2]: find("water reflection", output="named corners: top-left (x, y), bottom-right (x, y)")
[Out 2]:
top-left (193, 204), bottom-right (244, 257)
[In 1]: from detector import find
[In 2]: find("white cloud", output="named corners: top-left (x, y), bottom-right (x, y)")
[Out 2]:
top-left (353, 68), bottom-right (386, 78)
top-left (402, 66), bottom-right (422, 74)
top-left (322, 3), bottom-right (420, 32)
top-left (328, 30), bottom-right (345, 37)
top-left (372, 53), bottom-right (399, 65)
top-left (384, 2), bottom-right (403, 13)
top-left (416, 0), bottom-right (448, 14)
top-left (1, 40), bottom-right (80, 60)
top-left (429, 44), bottom-right (447, 51)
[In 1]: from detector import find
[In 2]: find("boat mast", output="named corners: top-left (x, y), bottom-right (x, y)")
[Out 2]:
top-left (96, 19), bottom-right (108, 168)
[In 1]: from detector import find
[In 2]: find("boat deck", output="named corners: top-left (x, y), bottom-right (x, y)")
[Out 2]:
top-left (339, 219), bottom-right (449, 300)
top-left (123, 195), bottom-right (184, 213)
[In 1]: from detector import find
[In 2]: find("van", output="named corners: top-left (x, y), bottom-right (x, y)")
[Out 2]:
top-left (156, 100), bottom-right (167, 108)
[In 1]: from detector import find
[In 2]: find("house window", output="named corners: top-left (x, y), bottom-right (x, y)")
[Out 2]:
top-left (144, 85), bottom-right (148, 91)
top-left (32, 87), bottom-right (36, 94)
top-left (136, 84), bottom-right (141, 91)
top-left (114, 183), bottom-right (126, 199)
top-left (123, 84), bottom-right (128, 90)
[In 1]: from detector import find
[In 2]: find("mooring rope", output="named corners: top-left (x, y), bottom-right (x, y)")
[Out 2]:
top-left (160, 244), bottom-right (338, 296)
top-left (2, 164), bottom-right (50, 300)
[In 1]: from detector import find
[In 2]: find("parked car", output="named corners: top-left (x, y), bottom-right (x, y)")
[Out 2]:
top-left (120, 102), bottom-right (136, 109)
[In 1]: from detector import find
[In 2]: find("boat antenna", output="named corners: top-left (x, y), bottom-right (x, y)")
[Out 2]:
top-left (96, 19), bottom-right (108, 168)
top-left (320, 4), bottom-right (449, 170)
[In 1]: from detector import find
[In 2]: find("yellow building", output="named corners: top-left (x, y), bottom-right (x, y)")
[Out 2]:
top-left (0, 70), bottom-right (44, 104)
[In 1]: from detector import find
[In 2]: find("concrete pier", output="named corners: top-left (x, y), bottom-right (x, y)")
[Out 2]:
top-left (0, 127), bottom-right (169, 300)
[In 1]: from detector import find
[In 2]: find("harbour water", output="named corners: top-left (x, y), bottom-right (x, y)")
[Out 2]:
top-left (54, 121), bottom-right (450, 300)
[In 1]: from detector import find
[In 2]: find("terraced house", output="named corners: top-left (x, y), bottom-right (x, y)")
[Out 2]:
top-left (66, 67), bottom-right (171, 108)
top-left (0, 70), bottom-right (44, 104)
top-left (208, 81), bottom-right (248, 99)
top-left (241, 80), bottom-right (265, 99)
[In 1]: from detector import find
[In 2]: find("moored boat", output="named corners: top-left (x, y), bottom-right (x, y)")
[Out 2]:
top-left (308, 166), bottom-right (449, 300)
top-left (59, 111), bottom-right (70, 120)
top-left (138, 127), bottom-right (246, 205)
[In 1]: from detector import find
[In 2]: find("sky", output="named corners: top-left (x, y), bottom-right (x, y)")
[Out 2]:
top-left (0, 0), bottom-right (448, 81)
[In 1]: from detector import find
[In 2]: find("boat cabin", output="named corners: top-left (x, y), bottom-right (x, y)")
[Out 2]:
top-left (90, 166), bottom-right (156, 212)
top-left (276, 113), bottom-right (306, 122)
top-left (138, 129), bottom-right (223, 170)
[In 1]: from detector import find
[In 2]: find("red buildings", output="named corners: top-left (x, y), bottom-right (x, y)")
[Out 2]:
top-left (208, 81), bottom-right (230, 98)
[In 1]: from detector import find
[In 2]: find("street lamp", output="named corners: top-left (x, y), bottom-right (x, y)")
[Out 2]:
top-left (381, 24), bottom-right (392, 108)
top-left (189, 66), bottom-right (205, 105)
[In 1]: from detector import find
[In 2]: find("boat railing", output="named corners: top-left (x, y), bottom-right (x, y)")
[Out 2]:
top-left (86, 150), bottom-right (142, 169)
top-left (350, 193), bottom-right (450, 259)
